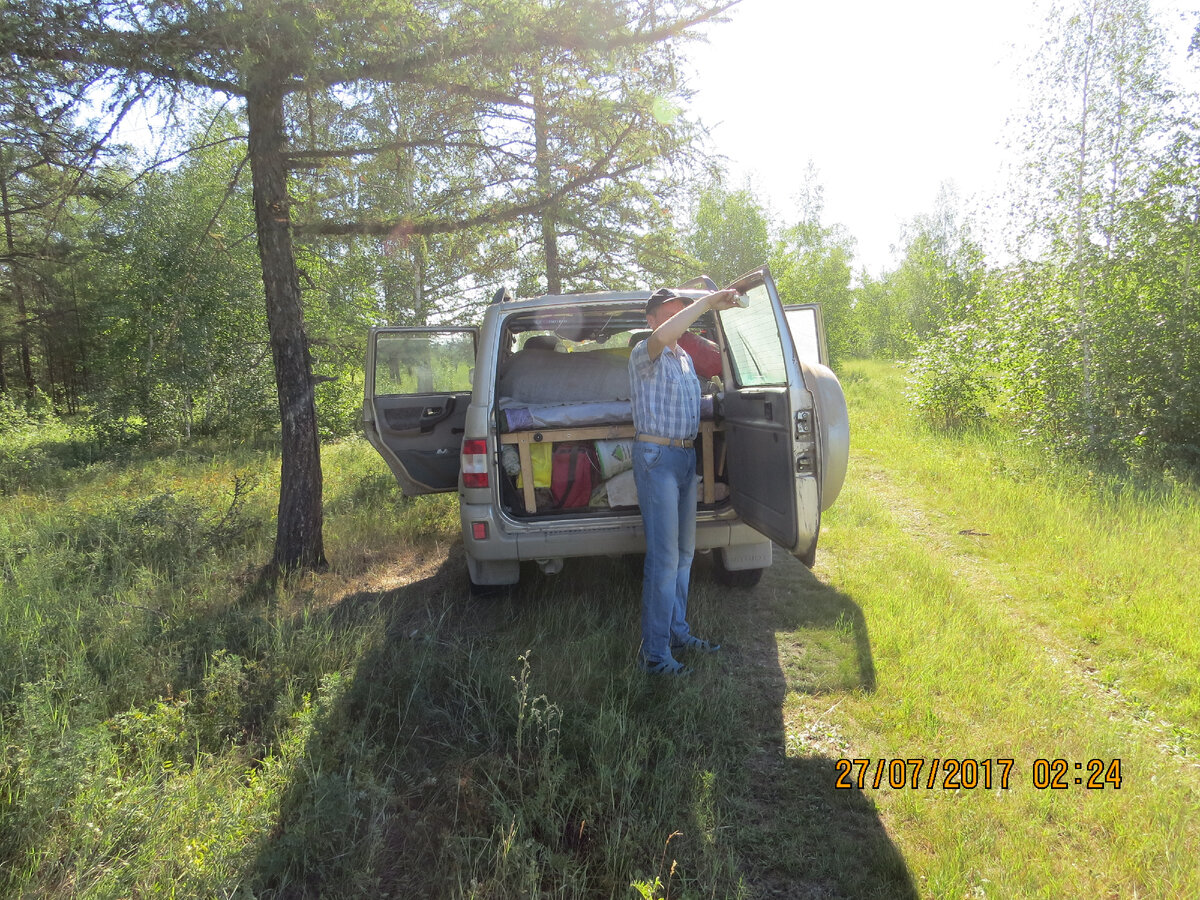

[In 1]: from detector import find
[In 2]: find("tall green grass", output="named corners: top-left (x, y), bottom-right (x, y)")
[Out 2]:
top-left (3, 366), bottom-right (1198, 898)
top-left (812, 360), bottom-right (1200, 897)
top-left (2, 423), bottom-right (904, 897)
top-left (846, 359), bottom-right (1200, 734)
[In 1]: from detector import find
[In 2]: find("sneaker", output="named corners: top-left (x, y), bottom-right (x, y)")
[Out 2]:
top-left (637, 656), bottom-right (693, 676)
top-left (671, 635), bottom-right (721, 654)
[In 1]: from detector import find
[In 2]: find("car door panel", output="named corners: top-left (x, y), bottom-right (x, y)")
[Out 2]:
top-left (364, 327), bottom-right (476, 496)
top-left (721, 385), bottom-right (799, 550)
top-left (381, 395), bottom-right (459, 435)
top-left (716, 268), bottom-right (819, 559)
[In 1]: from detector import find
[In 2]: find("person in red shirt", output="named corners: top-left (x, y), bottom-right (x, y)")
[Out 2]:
top-left (677, 331), bottom-right (721, 380)
top-left (628, 327), bottom-right (722, 380)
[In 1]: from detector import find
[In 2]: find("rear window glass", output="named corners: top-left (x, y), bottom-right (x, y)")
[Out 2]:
top-left (721, 283), bottom-right (788, 387)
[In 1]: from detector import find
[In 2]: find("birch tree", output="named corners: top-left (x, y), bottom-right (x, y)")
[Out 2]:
top-left (1013, 0), bottom-right (1168, 445)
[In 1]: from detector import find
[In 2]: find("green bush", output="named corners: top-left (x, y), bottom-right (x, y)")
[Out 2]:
top-left (0, 441), bottom-right (52, 495)
top-left (905, 323), bottom-right (997, 429)
top-left (315, 366), bottom-right (366, 440)
top-left (0, 394), bottom-right (63, 494)
top-left (0, 389), bottom-right (56, 430)
top-left (83, 405), bottom-right (148, 452)
top-left (0, 393), bottom-right (29, 431)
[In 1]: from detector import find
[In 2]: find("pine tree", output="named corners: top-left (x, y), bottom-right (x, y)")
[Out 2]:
top-left (1, 0), bottom-right (732, 570)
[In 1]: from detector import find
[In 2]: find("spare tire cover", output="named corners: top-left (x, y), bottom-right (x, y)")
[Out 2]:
top-left (801, 361), bottom-right (849, 511)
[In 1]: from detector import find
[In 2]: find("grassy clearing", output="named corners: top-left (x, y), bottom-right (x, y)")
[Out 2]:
top-left (2, 365), bottom-right (1198, 898)
top-left (811, 360), bottom-right (1200, 897)
top-left (1, 426), bottom-right (891, 897)
top-left (842, 359), bottom-right (1200, 739)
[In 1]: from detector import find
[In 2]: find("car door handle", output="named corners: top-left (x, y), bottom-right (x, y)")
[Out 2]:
top-left (422, 406), bottom-right (444, 418)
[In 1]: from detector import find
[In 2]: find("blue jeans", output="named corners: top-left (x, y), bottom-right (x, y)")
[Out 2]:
top-left (633, 441), bottom-right (697, 665)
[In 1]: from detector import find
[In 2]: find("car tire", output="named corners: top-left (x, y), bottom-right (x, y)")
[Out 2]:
top-left (468, 575), bottom-right (510, 599)
top-left (712, 548), bottom-right (764, 587)
top-left (801, 360), bottom-right (849, 512)
top-left (466, 554), bottom-right (517, 598)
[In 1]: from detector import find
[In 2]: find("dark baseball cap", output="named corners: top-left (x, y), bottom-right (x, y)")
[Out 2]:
top-left (645, 287), bottom-right (692, 315)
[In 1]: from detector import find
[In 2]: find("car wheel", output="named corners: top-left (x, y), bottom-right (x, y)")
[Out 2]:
top-left (712, 548), bottom-right (764, 587)
top-left (801, 360), bottom-right (849, 512)
top-left (468, 575), bottom-right (510, 599)
top-left (466, 554), bottom-right (517, 598)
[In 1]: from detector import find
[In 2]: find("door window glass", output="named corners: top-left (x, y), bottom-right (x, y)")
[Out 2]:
top-left (722, 283), bottom-right (788, 387)
top-left (374, 331), bottom-right (475, 395)
top-left (785, 307), bottom-right (822, 365)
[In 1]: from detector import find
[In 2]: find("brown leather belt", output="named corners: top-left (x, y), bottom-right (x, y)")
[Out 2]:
top-left (636, 433), bottom-right (694, 448)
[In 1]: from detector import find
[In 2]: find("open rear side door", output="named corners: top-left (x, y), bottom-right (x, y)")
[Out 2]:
top-left (716, 268), bottom-right (821, 558)
top-left (363, 327), bottom-right (476, 496)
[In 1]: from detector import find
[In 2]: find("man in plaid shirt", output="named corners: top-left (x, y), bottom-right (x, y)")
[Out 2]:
top-left (629, 285), bottom-right (741, 675)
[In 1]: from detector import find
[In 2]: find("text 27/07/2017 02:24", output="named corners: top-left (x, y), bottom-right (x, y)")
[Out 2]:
top-left (834, 758), bottom-right (1123, 791)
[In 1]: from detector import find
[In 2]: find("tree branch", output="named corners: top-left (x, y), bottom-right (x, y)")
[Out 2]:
top-left (286, 138), bottom-right (489, 165)
top-left (296, 125), bottom-right (646, 240)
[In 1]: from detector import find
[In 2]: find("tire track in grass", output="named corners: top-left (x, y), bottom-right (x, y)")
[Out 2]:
top-left (793, 361), bottom-right (1200, 894)
top-left (804, 453), bottom-right (1200, 897)
top-left (852, 459), bottom-right (1200, 784)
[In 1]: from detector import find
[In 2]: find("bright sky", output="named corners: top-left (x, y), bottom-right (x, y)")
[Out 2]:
top-left (686, 0), bottom-right (1198, 276)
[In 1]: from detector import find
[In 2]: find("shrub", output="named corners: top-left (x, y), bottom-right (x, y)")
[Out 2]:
top-left (315, 366), bottom-right (366, 440)
top-left (905, 322), bottom-right (997, 429)
top-left (83, 406), bottom-right (148, 452)
top-left (0, 393), bottom-right (28, 431)
top-left (0, 441), bottom-right (52, 495)
top-left (0, 389), bottom-right (56, 430)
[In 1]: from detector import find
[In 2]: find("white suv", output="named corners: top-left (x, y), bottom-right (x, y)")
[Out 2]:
top-left (362, 267), bottom-right (849, 590)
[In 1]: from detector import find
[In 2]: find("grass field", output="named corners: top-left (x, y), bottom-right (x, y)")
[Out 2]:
top-left (1, 360), bottom-right (1198, 898)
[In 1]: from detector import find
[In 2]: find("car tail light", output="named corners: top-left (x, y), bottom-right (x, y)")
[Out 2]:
top-left (462, 439), bottom-right (488, 488)
top-left (471, 521), bottom-right (488, 540)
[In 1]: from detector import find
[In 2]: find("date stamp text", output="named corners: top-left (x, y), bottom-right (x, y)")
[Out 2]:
top-left (833, 757), bottom-right (1122, 791)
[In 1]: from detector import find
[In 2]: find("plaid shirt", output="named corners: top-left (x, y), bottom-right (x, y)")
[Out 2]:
top-left (629, 339), bottom-right (701, 440)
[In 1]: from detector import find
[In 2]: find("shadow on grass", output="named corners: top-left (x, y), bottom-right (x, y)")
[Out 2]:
top-left (699, 546), bottom-right (916, 898)
top-left (240, 542), bottom-right (914, 899)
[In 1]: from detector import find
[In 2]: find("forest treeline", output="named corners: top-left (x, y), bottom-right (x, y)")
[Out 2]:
top-left (1, 1), bottom-right (1198, 520)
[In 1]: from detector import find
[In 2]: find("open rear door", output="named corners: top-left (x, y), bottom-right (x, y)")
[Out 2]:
top-left (363, 327), bottom-right (476, 496)
top-left (716, 268), bottom-right (821, 559)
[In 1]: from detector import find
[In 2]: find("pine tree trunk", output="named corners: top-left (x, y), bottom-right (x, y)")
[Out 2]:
top-left (534, 77), bottom-right (561, 294)
top-left (246, 71), bottom-right (326, 572)
top-left (0, 159), bottom-right (35, 396)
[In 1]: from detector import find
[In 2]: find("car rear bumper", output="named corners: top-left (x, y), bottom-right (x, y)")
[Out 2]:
top-left (458, 498), bottom-right (770, 563)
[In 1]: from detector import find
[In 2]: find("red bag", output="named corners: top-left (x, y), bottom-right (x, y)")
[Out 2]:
top-left (549, 443), bottom-right (597, 509)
